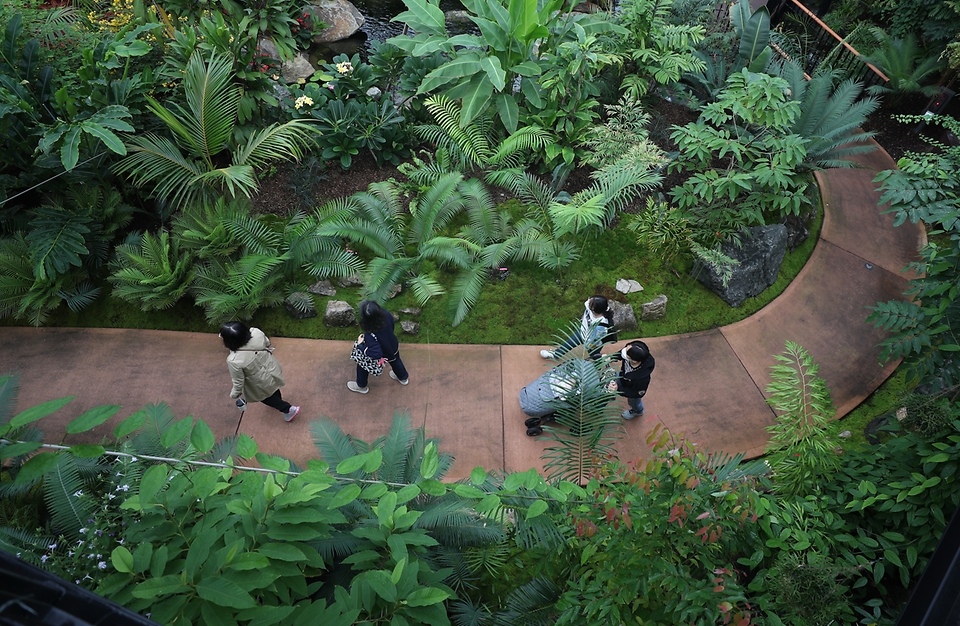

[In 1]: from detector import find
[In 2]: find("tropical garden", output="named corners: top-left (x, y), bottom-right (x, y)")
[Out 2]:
top-left (2, 0), bottom-right (960, 621)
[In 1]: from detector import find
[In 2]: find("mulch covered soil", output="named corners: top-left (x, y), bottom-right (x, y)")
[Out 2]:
top-left (251, 94), bottom-right (956, 217)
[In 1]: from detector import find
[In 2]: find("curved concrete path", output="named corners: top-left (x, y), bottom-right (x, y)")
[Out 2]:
top-left (2, 142), bottom-right (925, 480)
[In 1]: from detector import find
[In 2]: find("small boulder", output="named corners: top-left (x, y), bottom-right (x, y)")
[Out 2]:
top-left (616, 278), bottom-right (644, 294)
top-left (308, 280), bottom-right (336, 297)
top-left (609, 300), bottom-right (638, 332)
top-left (337, 273), bottom-right (364, 288)
top-left (366, 86), bottom-right (382, 99)
top-left (398, 307), bottom-right (422, 316)
top-left (400, 320), bottom-right (420, 335)
top-left (281, 53), bottom-right (316, 84)
top-left (311, 0), bottom-right (365, 43)
top-left (641, 295), bottom-right (668, 322)
top-left (387, 283), bottom-right (402, 299)
top-left (324, 300), bottom-right (356, 327)
top-left (285, 292), bottom-right (317, 319)
top-left (695, 225), bottom-right (787, 308)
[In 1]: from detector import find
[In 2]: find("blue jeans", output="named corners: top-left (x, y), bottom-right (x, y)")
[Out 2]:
top-left (357, 352), bottom-right (408, 387)
top-left (627, 396), bottom-right (644, 416)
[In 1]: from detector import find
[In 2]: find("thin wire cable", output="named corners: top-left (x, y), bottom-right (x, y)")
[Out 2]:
top-left (0, 155), bottom-right (103, 208)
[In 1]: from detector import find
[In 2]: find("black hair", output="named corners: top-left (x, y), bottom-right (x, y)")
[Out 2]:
top-left (590, 295), bottom-right (614, 324)
top-left (625, 341), bottom-right (649, 362)
top-left (219, 321), bottom-right (252, 352)
top-left (358, 300), bottom-right (386, 333)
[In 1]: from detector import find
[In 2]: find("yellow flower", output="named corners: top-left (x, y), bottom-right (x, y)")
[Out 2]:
top-left (297, 78), bottom-right (306, 85)
top-left (336, 62), bottom-right (353, 75)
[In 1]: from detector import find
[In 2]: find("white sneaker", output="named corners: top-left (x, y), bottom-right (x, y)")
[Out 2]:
top-left (347, 382), bottom-right (369, 394)
top-left (540, 349), bottom-right (555, 359)
top-left (389, 371), bottom-right (409, 385)
top-left (284, 406), bottom-right (300, 422)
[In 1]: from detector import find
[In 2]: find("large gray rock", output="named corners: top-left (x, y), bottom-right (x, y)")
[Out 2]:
top-left (311, 0), bottom-right (365, 42)
top-left (324, 300), bottom-right (356, 327)
top-left (285, 292), bottom-right (317, 319)
top-left (337, 274), bottom-right (364, 288)
top-left (616, 278), bottom-right (643, 294)
top-left (696, 225), bottom-right (788, 307)
top-left (257, 39), bottom-right (315, 83)
top-left (641, 294), bottom-right (668, 321)
top-left (609, 300), bottom-right (638, 332)
top-left (400, 320), bottom-right (420, 335)
top-left (308, 280), bottom-right (336, 297)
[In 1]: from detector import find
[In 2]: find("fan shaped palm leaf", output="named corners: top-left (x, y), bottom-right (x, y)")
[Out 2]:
top-left (116, 132), bottom-right (211, 210)
top-left (448, 264), bottom-right (488, 327)
top-left (232, 119), bottom-right (320, 169)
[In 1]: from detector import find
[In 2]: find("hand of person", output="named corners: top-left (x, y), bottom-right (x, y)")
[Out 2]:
top-left (606, 381), bottom-right (617, 392)
top-left (357, 334), bottom-right (365, 343)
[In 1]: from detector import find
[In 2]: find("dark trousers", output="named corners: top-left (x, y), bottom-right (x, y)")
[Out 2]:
top-left (260, 389), bottom-right (291, 413)
top-left (356, 352), bottom-right (408, 387)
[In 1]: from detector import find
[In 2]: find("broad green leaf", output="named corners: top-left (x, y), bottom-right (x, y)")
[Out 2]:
top-left (329, 483), bottom-right (360, 509)
top-left (392, 0), bottom-right (446, 33)
top-left (161, 416), bottom-right (193, 447)
top-left (460, 74), bottom-right (494, 127)
top-left (113, 410), bottom-right (147, 439)
top-left (419, 478), bottom-right (446, 496)
top-left (196, 577), bottom-right (257, 609)
top-left (337, 453), bottom-right (369, 475)
top-left (131, 575), bottom-right (189, 599)
top-left (395, 483), bottom-right (421, 504)
top-left (138, 464), bottom-right (169, 505)
top-left (421, 442), bottom-right (439, 479)
top-left (66, 405), bottom-right (120, 434)
top-left (363, 570), bottom-right (398, 602)
top-left (14, 452), bottom-right (59, 484)
top-left (479, 55), bottom-right (505, 91)
top-left (470, 467), bottom-right (487, 486)
top-left (68, 444), bottom-right (106, 458)
top-left (237, 433), bottom-right (258, 458)
top-left (227, 553), bottom-right (270, 571)
top-left (363, 448), bottom-right (383, 473)
top-left (495, 94), bottom-right (518, 134)
top-left (404, 587), bottom-right (449, 607)
top-left (60, 126), bottom-right (82, 170)
top-left (258, 543), bottom-right (306, 562)
top-left (112, 546), bottom-right (134, 573)
top-left (526, 499), bottom-right (548, 519)
top-left (361, 483), bottom-right (389, 500)
top-left (453, 484), bottom-right (485, 499)
top-left (1, 441), bottom-right (42, 458)
top-left (190, 419), bottom-right (216, 453)
top-left (9, 396), bottom-right (74, 428)
top-left (926, 452), bottom-right (950, 463)
top-left (201, 602), bottom-right (239, 626)
top-left (81, 122), bottom-right (127, 155)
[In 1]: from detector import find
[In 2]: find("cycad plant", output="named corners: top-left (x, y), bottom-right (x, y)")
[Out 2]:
top-left (537, 355), bottom-right (623, 484)
top-left (764, 341), bottom-right (839, 496)
top-left (320, 172), bottom-right (542, 325)
top-left (863, 28), bottom-right (945, 108)
top-left (114, 51), bottom-right (319, 212)
top-left (412, 95), bottom-right (555, 179)
top-left (108, 230), bottom-right (195, 311)
top-left (773, 59), bottom-right (880, 170)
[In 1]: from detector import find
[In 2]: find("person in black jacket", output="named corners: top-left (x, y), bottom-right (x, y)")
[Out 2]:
top-left (347, 300), bottom-right (409, 394)
top-left (608, 340), bottom-right (654, 419)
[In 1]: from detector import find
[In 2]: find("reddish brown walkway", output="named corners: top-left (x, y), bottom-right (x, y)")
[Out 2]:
top-left (2, 143), bottom-right (925, 480)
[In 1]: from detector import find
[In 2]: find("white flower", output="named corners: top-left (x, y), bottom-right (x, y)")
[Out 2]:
top-left (79, 528), bottom-right (86, 534)
top-left (68, 551), bottom-right (74, 557)
top-left (48, 543), bottom-right (57, 550)
top-left (107, 493), bottom-right (116, 500)
top-left (294, 95), bottom-right (314, 110)
top-left (98, 561), bottom-right (107, 570)
top-left (336, 61), bottom-right (353, 74)
top-left (118, 539), bottom-right (124, 545)
top-left (73, 490), bottom-right (83, 497)
top-left (41, 555), bottom-right (48, 563)
top-left (120, 484), bottom-right (129, 492)
top-left (77, 540), bottom-right (84, 547)
top-left (130, 457), bottom-right (138, 462)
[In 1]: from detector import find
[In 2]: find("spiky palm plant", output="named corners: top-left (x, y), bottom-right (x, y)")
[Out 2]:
top-left (863, 28), bottom-right (945, 108)
top-left (114, 51), bottom-right (319, 211)
top-left (320, 173), bottom-right (540, 325)
top-left (537, 356), bottom-right (623, 484)
top-left (765, 341), bottom-right (839, 496)
top-left (108, 230), bottom-right (195, 311)
top-left (414, 95), bottom-right (555, 178)
top-left (773, 59), bottom-right (880, 170)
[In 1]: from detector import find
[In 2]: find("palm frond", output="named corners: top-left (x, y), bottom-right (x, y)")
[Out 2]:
top-left (181, 52), bottom-right (241, 163)
top-left (232, 120), bottom-right (320, 169)
top-left (223, 214), bottom-right (283, 256)
top-left (128, 402), bottom-right (181, 457)
top-left (310, 417), bottom-right (362, 471)
top-left (406, 274), bottom-right (446, 305)
top-left (42, 454), bottom-right (96, 539)
top-left (376, 412), bottom-right (416, 483)
top-left (115, 133), bottom-right (208, 210)
top-left (448, 264), bottom-right (488, 327)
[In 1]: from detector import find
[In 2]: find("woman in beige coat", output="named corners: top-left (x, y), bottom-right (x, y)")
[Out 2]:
top-left (220, 321), bottom-right (300, 422)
